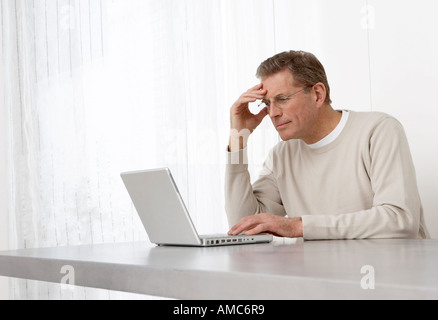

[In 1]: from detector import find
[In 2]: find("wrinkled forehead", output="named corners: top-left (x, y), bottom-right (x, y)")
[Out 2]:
top-left (261, 69), bottom-right (300, 98)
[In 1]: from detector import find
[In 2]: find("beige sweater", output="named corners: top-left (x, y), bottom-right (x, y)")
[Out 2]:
top-left (225, 111), bottom-right (430, 240)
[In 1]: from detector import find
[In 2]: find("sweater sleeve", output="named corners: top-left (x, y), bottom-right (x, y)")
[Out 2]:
top-left (225, 147), bottom-right (286, 228)
top-left (302, 117), bottom-right (427, 240)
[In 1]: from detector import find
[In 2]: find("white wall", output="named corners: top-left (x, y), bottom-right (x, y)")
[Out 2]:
top-left (273, 0), bottom-right (438, 237)
top-left (367, 0), bottom-right (438, 238)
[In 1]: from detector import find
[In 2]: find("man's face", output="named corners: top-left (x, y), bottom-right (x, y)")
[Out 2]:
top-left (262, 69), bottom-right (319, 143)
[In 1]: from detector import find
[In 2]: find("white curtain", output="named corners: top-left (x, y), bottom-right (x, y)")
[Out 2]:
top-left (2, 0), bottom-right (280, 299)
top-left (5, 0), bottom-right (436, 300)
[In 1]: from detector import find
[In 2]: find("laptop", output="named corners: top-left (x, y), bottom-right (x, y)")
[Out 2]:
top-left (121, 168), bottom-right (273, 247)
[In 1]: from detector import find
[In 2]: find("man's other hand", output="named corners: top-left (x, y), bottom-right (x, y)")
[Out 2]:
top-left (228, 213), bottom-right (303, 238)
top-left (228, 84), bottom-right (269, 152)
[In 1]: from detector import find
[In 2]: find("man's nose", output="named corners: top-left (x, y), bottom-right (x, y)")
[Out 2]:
top-left (269, 103), bottom-right (282, 118)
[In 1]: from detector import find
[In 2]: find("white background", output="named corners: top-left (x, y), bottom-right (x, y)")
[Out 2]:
top-left (1, 0), bottom-right (438, 299)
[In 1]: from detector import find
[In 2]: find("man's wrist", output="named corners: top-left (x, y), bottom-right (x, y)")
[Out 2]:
top-left (226, 145), bottom-right (249, 166)
top-left (295, 217), bottom-right (303, 238)
top-left (228, 139), bottom-right (246, 152)
top-left (287, 217), bottom-right (303, 238)
top-left (229, 128), bottom-right (251, 152)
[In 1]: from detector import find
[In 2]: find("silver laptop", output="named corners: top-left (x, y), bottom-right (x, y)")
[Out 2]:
top-left (121, 168), bottom-right (273, 247)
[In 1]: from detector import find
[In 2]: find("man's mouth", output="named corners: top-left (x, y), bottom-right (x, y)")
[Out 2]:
top-left (276, 121), bottom-right (292, 129)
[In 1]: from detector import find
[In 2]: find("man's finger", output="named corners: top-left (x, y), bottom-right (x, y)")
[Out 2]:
top-left (228, 215), bottom-right (262, 235)
top-left (237, 92), bottom-right (265, 104)
top-left (244, 224), bottom-right (268, 236)
top-left (249, 83), bottom-right (263, 91)
top-left (233, 95), bottom-right (260, 111)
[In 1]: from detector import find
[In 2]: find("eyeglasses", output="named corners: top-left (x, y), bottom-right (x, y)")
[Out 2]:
top-left (258, 85), bottom-right (313, 112)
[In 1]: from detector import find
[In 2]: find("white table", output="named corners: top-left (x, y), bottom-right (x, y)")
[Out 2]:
top-left (1, 238), bottom-right (437, 299)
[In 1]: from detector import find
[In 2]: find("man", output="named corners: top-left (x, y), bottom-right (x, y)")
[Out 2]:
top-left (226, 50), bottom-right (430, 240)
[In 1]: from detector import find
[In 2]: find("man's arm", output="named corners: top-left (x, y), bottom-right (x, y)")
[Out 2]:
top-left (229, 117), bottom-right (428, 240)
top-left (228, 83), bottom-right (268, 152)
top-left (225, 147), bottom-right (287, 228)
top-left (225, 84), bottom-right (289, 228)
top-left (301, 117), bottom-right (426, 240)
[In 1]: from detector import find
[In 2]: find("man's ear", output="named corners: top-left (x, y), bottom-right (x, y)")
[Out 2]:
top-left (312, 82), bottom-right (327, 107)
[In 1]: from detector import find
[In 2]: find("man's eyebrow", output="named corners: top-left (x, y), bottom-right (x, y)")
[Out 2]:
top-left (264, 93), bottom-right (287, 101)
top-left (274, 94), bottom-right (288, 98)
